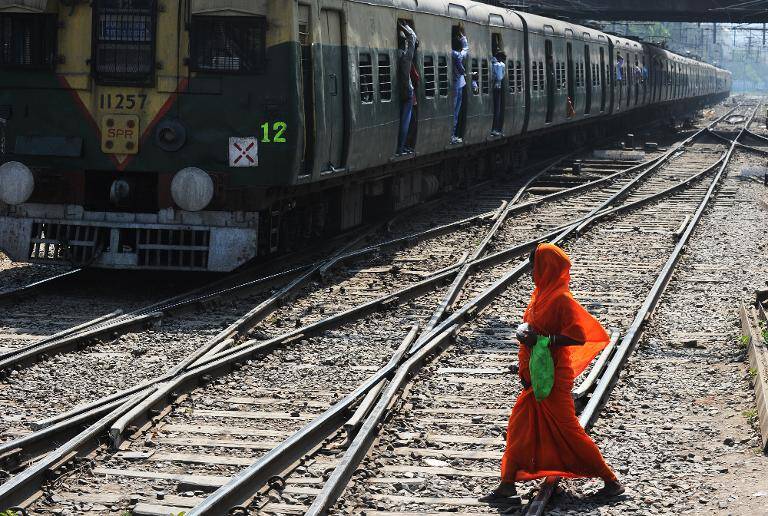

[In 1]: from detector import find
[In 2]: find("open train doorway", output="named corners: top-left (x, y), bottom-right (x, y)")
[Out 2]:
top-left (397, 18), bottom-right (418, 154)
top-left (452, 24), bottom-right (469, 140)
top-left (299, 5), bottom-right (315, 175)
top-left (599, 47), bottom-right (606, 112)
top-left (545, 39), bottom-right (554, 123)
top-left (491, 32), bottom-right (505, 132)
top-left (584, 45), bottom-right (592, 114)
top-left (566, 42), bottom-right (575, 113)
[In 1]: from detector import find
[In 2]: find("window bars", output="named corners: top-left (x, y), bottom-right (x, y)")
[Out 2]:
top-left (191, 15), bottom-right (266, 74)
top-left (93, 0), bottom-right (157, 84)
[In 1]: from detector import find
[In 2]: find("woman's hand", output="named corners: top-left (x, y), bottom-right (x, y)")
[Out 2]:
top-left (515, 323), bottom-right (539, 348)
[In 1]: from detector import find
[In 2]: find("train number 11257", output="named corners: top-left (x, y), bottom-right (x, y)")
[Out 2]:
top-left (100, 93), bottom-right (148, 110)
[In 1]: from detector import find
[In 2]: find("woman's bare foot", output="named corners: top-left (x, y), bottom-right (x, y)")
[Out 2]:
top-left (595, 479), bottom-right (625, 498)
top-left (478, 482), bottom-right (518, 502)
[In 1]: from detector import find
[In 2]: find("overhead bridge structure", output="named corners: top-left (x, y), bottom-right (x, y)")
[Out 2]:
top-left (498, 1), bottom-right (768, 22)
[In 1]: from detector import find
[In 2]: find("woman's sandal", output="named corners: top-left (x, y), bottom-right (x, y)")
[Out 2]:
top-left (478, 491), bottom-right (522, 505)
top-left (593, 482), bottom-right (626, 499)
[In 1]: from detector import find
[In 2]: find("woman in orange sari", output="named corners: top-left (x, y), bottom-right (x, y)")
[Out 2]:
top-left (480, 243), bottom-right (624, 506)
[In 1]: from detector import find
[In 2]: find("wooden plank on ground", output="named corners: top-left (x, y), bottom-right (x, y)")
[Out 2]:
top-left (426, 433), bottom-right (503, 445)
top-left (437, 367), bottom-right (507, 374)
top-left (93, 467), bottom-right (228, 489)
top-left (414, 407), bottom-right (509, 416)
top-left (370, 494), bottom-right (508, 507)
top-left (133, 503), bottom-right (189, 516)
top-left (393, 447), bottom-right (499, 460)
top-left (161, 424), bottom-right (289, 438)
top-left (225, 397), bottom-right (328, 408)
top-left (192, 410), bottom-right (314, 421)
top-left (380, 465), bottom-right (497, 478)
top-left (157, 436), bottom-right (280, 450)
top-left (150, 452), bottom-right (255, 466)
top-left (260, 503), bottom-right (308, 514)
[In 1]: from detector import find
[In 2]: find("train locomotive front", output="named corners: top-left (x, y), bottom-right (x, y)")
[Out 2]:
top-left (0, 0), bottom-right (304, 271)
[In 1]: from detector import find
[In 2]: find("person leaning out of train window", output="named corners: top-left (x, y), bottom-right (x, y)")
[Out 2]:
top-left (451, 29), bottom-right (470, 145)
top-left (634, 64), bottom-right (643, 83)
top-left (471, 71), bottom-right (480, 96)
top-left (490, 52), bottom-right (506, 136)
top-left (397, 21), bottom-right (418, 156)
top-left (616, 55), bottom-right (625, 82)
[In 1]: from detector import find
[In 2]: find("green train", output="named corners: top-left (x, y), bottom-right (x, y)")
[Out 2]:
top-left (0, 0), bottom-right (731, 271)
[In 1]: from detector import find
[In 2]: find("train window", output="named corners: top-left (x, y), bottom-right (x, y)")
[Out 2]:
top-left (438, 55), bottom-right (449, 97)
top-left (516, 61), bottom-right (523, 92)
top-left (359, 53), bottom-right (374, 103)
top-left (575, 62), bottom-right (581, 88)
top-left (424, 55), bottom-right (436, 98)
top-left (532, 61), bottom-right (538, 91)
top-left (492, 33), bottom-right (503, 55)
top-left (539, 61), bottom-right (545, 92)
top-left (378, 53), bottom-right (392, 101)
top-left (93, 0), bottom-right (158, 84)
top-left (471, 58), bottom-right (479, 95)
top-left (481, 58), bottom-right (489, 95)
top-left (190, 15), bottom-right (267, 74)
top-left (0, 13), bottom-right (58, 69)
top-left (507, 60), bottom-right (515, 93)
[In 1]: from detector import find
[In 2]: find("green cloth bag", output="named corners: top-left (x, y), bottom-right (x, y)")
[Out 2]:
top-left (529, 335), bottom-right (554, 401)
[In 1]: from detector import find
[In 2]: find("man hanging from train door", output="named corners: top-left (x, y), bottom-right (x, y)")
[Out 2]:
top-left (397, 20), bottom-right (418, 155)
top-left (451, 26), bottom-right (470, 144)
top-left (491, 51), bottom-right (506, 136)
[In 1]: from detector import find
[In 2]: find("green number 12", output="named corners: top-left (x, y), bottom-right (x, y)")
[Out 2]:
top-left (260, 121), bottom-right (288, 143)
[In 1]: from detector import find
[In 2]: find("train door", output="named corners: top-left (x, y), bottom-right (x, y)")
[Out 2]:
top-left (584, 44), bottom-right (592, 114)
top-left (626, 52), bottom-right (631, 108)
top-left (492, 32), bottom-right (506, 129)
top-left (299, 5), bottom-right (315, 175)
top-left (319, 9), bottom-right (346, 171)
top-left (599, 47), bottom-right (606, 111)
top-left (545, 39), bottom-right (554, 123)
top-left (566, 42), bottom-right (575, 112)
top-left (616, 51), bottom-right (622, 110)
top-left (608, 43), bottom-right (615, 114)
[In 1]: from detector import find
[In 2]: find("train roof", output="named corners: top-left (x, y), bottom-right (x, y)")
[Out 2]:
top-left (331, 0), bottom-right (721, 73)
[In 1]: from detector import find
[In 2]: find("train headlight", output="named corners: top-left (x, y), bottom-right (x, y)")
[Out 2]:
top-left (0, 161), bottom-right (34, 205)
top-left (171, 167), bottom-right (214, 212)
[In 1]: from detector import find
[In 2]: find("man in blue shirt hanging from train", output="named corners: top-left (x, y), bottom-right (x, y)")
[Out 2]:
top-left (452, 28), bottom-right (470, 144)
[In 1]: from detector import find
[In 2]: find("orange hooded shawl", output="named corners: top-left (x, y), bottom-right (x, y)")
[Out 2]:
top-left (500, 243), bottom-right (616, 482)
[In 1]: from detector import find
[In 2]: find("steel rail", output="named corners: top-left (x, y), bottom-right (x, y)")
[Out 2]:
top-left (0, 149), bottom-right (660, 375)
top-left (0, 114), bottom-right (732, 509)
top-left (105, 155), bottom-right (580, 448)
top-left (301, 106), bottom-right (744, 516)
top-left (106, 152), bottom-right (669, 448)
top-left (0, 112), bottom-right (719, 465)
top-left (706, 128), bottom-right (768, 155)
top-left (0, 152), bottom-right (643, 506)
top-left (0, 268), bottom-right (82, 301)
top-left (524, 104), bottom-right (760, 516)
top-left (0, 392), bottom-right (148, 509)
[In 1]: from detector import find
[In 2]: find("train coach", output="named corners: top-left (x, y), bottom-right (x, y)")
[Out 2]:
top-left (0, 0), bottom-right (731, 271)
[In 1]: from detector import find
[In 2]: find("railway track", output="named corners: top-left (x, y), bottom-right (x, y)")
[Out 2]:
top-left (312, 103), bottom-right (759, 516)
top-left (0, 143), bottom-right (669, 451)
top-left (0, 102), bottom-right (744, 514)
